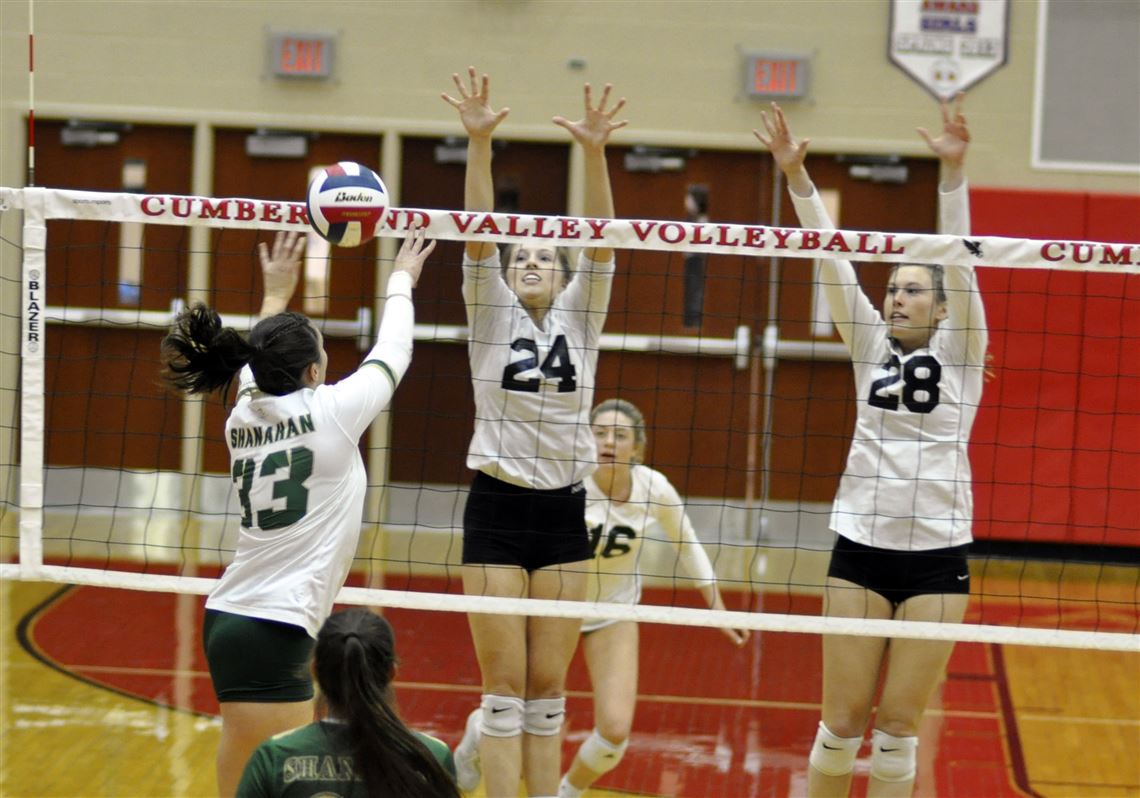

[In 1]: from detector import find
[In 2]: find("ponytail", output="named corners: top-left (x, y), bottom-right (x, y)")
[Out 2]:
top-left (316, 610), bottom-right (460, 798)
top-left (160, 303), bottom-right (253, 396)
top-left (161, 305), bottom-right (321, 398)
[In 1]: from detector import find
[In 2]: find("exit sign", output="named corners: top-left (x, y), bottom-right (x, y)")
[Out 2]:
top-left (268, 32), bottom-right (336, 79)
top-left (744, 52), bottom-right (811, 99)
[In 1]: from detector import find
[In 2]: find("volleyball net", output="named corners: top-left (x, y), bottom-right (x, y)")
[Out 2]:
top-left (1, 185), bottom-right (1137, 653)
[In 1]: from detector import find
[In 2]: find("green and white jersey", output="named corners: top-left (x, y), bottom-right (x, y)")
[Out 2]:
top-left (463, 251), bottom-right (615, 490)
top-left (581, 465), bottom-right (717, 633)
top-left (206, 272), bottom-right (414, 637)
top-left (791, 182), bottom-right (987, 550)
top-left (236, 720), bottom-right (455, 798)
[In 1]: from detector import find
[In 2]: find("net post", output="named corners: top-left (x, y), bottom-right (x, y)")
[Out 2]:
top-left (19, 186), bottom-right (45, 576)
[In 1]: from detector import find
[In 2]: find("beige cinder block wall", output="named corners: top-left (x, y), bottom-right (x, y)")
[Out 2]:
top-left (2, 0), bottom-right (1138, 191)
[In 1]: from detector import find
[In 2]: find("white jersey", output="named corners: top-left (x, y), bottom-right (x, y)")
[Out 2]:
top-left (582, 464), bottom-right (717, 633)
top-left (790, 182), bottom-right (987, 550)
top-left (206, 272), bottom-right (415, 637)
top-left (463, 251), bottom-right (615, 490)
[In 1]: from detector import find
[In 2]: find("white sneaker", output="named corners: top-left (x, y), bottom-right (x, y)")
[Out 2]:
top-left (559, 774), bottom-right (585, 798)
top-left (454, 708), bottom-right (482, 791)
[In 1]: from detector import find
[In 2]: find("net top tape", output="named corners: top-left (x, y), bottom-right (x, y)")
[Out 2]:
top-left (2, 186), bottom-right (1137, 273)
top-left (1, 563), bottom-right (1136, 653)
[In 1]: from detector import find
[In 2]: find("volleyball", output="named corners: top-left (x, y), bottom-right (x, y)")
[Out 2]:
top-left (305, 162), bottom-right (389, 247)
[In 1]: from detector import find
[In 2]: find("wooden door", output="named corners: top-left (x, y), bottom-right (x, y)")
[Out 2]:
top-left (33, 119), bottom-right (193, 471)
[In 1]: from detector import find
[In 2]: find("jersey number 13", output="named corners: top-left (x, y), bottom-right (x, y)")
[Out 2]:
top-left (232, 445), bottom-right (313, 529)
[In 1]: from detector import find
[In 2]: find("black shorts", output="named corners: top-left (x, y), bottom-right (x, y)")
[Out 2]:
top-left (827, 534), bottom-right (971, 606)
top-left (202, 609), bottom-right (315, 703)
top-left (462, 471), bottom-right (592, 572)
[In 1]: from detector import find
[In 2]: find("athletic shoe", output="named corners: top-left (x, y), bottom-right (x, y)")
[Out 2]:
top-left (454, 708), bottom-right (482, 791)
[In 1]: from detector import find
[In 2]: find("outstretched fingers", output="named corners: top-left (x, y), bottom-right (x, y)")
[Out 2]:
top-left (261, 230), bottom-right (305, 268)
top-left (401, 223), bottom-right (436, 257)
top-left (442, 66), bottom-right (490, 108)
top-left (947, 90), bottom-right (966, 123)
top-left (288, 230), bottom-right (307, 261)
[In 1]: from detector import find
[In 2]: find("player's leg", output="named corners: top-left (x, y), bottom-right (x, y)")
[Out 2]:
top-left (203, 610), bottom-right (316, 796)
top-left (562, 621), bottom-right (638, 798)
top-left (808, 576), bottom-right (893, 798)
top-left (866, 592), bottom-right (968, 798)
top-left (463, 563), bottom-right (529, 797)
top-left (453, 703), bottom-right (483, 791)
top-left (523, 563), bottom-right (587, 797)
top-left (216, 700), bottom-right (314, 796)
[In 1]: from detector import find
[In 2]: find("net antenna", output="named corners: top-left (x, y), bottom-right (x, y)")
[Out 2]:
top-left (26, 0), bottom-right (35, 187)
top-left (1, 185), bottom-right (1137, 654)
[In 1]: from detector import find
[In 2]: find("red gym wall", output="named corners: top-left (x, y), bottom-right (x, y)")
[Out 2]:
top-left (969, 188), bottom-right (1140, 547)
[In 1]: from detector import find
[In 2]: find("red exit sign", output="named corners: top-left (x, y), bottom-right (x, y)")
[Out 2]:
top-left (744, 53), bottom-right (811, 99)
top-left (268, 32), bottom-right (336, 79)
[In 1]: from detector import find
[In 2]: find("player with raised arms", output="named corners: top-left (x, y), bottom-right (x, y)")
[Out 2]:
top-left (441, 66), bottom-right (625, 798)
top-left (160, 226), bottom-right (434, 797)
top-left (754, 95), bottom-right (986, 797)
top-left (454, 398), bottom-right (750, 797)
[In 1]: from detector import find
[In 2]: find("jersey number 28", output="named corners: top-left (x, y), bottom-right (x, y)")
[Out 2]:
top-left (501, 335), bottom-right (577, 393)
top-left (867, 354), bottom-right (942, 413)
top-left (231, 445), bottom-right (313, 529)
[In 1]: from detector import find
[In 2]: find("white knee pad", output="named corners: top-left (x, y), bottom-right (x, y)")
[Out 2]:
top-left (480, 694), bottom-right (525, 738)
top-left (577, 729), bottom-right (629, 774)
top-left (523, 697), bottom-right (566, 736)
top-left (870, 729), bottom-right (918, 782)
top-left (808, 721), bottom-right (862, 777)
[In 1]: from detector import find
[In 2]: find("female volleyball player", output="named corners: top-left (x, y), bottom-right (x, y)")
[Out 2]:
top-left (160, 226), bottom-right (435, 797)
top-left (453, 399), bottom-right (749, 798)
top-left (235, 607), bottom-right (459, 798)
top-left (754, 95), bottom-right (986, 797)
top-left (441, 67), bottom-right (625, 798)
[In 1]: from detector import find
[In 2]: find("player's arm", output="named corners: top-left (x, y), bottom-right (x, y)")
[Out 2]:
top-left (919, 93), bottom-right (989, 364)
top-left (327, 227), bottom-right (433, 440)
top-left (235, 231), bottom-right (307, 403)
top-left (442, 66), bottom-right (509, 262)
top-left (653, 473), bottom-right (749, 646)
top-left (754, 104), bottom-right (878, 352)
top-left (553, 82), bottom-right (627, 263)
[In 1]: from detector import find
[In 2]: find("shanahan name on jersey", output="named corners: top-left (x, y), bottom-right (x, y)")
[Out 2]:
top-left (582, 465), bottom-right (716, 633)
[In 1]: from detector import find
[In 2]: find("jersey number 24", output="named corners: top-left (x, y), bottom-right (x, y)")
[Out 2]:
top-left (501, 335), bottom-right (577, 393)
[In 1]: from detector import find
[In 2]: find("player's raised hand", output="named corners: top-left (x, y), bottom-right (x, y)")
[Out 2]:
top-left (553, 82), bottom-right (628, 152)
top-left (442, 66), bottom-right (510, 139)
top-left (918, 91), bottom-right (970, 169)
top-left (753, 102), bottom-right (810, 174)
top-left (258, 230), bottom-right (305, 316)
top-left (393, 224), bottom-right (436, 288)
